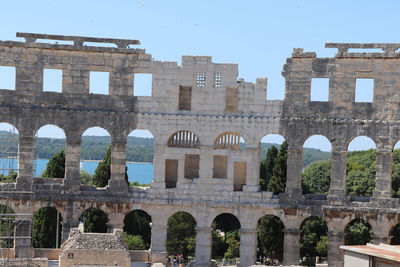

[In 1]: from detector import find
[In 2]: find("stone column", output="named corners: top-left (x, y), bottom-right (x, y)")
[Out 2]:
top-left (14, 218), bottom-right (34, 258)
top-left (15, 64), bottom-right (43, 92)
top-left (239, 228), bottom-right (258, 267)
top-left (60, 201), bottom-right (78, 244)
top-left (109, 139), bottom-right (128, 193)
top-left (151, 224), bottom-right (167, 265)
top-left (327, 231), bottom-right (344, 267)
top-left (244, 147), bottom-right (260, 192)
top-left (282, 228), bottom-right (300, 266)
top-left (373, 149), bottom-right (392, 198)
top-left (195, 227), bottom-right (212, 267)
top-left (62, 68), bottom-right (89, 94)
top-left (109, 71), bottom-right (134, 96)
top-left (373, 234), bottom-right (390, 244)
top-left (63, 137), bottom-right (81, 192)
top-left (199, 146), bottom-right (213, 179)
top-left (285, 147), bottom-right (302, 197)
top-left (151, 145), bottom-right (166, 189)
top-left (16, 133), bottom-right (34, 190)
top-left (328, 146), bottom-right (347, 201)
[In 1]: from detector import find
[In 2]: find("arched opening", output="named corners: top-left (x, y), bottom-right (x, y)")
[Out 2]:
top-left (392, 141), bottom-right (400, 198)
top-left (80, 208), bottom-right (108, 233)
top-left (0, 123), bottom-right (18, 182)
top-left (259, 134), bottom-right (287, 194)
top-left (346, 136), bottom-right (376, 197)
top-left (168, 130), bottom-right (200, 148)
top-left (0, 204), bottom-right (15, 248)
top-left (127, 129), bottom-right (154, 187)
top-left (300, 216), bottom-right (328, 265)
top-left (390, 223), bottom-right (400, 245)
top-left (344, 218), bottom-right (373, 245)
top-left (166, 211), bottom-right (196, 262)
top-left (123, 209), bottom-right (151, 250)
top-left (214, 132), bottom-right (244, 151)
top-left (257, 215), bottom-right (284, 264)
top-left (33, 207), bottom-right (62, 248)
top-left (302, 135), bottom-right (332, 194)
top-left (35, 125), bottom-right (66, 178)
top-left (211, 213), bottom-right (241, 262)
top-left (80, 127), bottom-right (111, 187)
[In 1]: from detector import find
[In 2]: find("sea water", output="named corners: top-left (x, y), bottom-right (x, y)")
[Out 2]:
top-left (0, 158), bottom-right (154, 184)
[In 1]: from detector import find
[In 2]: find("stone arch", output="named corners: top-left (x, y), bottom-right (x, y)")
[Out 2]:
top-left (0, 204), bottom-right (15, 248)
top-left (32, 206), bottom-right (63, 248)
top-left (299, 216), bottom-right (328, 259)
top-left (80, 207), bottom-right (109, 233)
top-left (344, 218), bottom-right (373, 245)
top-left (257, 214), bottom-right (284, 262)
top-left (211, 213), bottom-right (241, 261)
top-left (166, 211), bottom-right (197, 258)
top-left (123, 209), bottom-right (151, 249)
top-left (346, 136), bottom-right (377, 197)
top-left (214, 131), bottom-right (244, 150)
top-left (168, 130), bottom-right (200, 148)
top-left (302, 135), bottom-right (332, 195)
top-left (390, 223), bottom-right (400, 245)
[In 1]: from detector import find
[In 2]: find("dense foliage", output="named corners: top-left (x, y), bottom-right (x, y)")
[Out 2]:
top-left (257, 215), bottom-right (284, 261)
top-left (124, 233), bottom-right (147, 250)
top-left (41, 150), bottom-right (65, 178)
top-left (166, 212), bottom-right (196, 258)
top-left (302, 160), bottom-right (331, 194)
top-left (123, 210), bottom-right (151, 249)
top-left (344, 219), bottom-right (372, 245)
top-left (266, 142), bottom-right (288, 194)
top-left (33, 207), bottom-right (62, 248)
top-left (212, 214), bottom-right (241, 259)
top-left (260, 146), bottom-right (278, 191)
top-left (300, 217), bottom-right (328, 258)
top-left (0, 205), bottom-right (14, 248)
top-left (81, 208), bottom-right (109, 233)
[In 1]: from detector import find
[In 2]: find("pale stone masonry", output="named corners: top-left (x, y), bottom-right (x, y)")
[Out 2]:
top-left (1, 33), bottom-right (400, 266)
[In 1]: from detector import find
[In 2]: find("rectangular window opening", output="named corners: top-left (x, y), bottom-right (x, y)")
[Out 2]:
top-left (179, 86), bottom-right (192, 110)
top-left (134, 73), bottom-right (152, 96)
top-left (0, 66), bottom-right (15, 90)
top-left (213, 155), bottom-right (227, 178)
top-left (233, 161), bottom-right (246, 191)
top-left (184, 154), bottom-right (199, 179)
top-left (165, 159), bottom-right (178, 188)
top-left (355, 78), bottom-right (374, 103)
top-left (196, 73), bottom-right (206, 87)
top-left (310, 78), bottom-right (329, 101)
top-left (43, 69), bottom-right (63, 92)
top-left (89, 71), bottom-right (109, 95)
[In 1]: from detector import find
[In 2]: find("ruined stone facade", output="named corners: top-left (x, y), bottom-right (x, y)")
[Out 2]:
top-left (1, 33), bottom-right (400, 267)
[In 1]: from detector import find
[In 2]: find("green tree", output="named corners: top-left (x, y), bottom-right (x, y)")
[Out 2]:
top-left (81, 208), bottom-right (108, 233)
top-left (345, 219), bottom-right (372, 245)
top-left (224, 230), bottom-right (240, 259)
top-left (166, 212), bottom-right (196, 258)
top-left (123, 210), bottom-right (151, 249)
top-left (41, 150), bottom-right (65, 178)
top-left (33, 207), bottom-right (62, 248)
top-left (0, 205), bottom-right (14, 248)
top-left (315, 236), bottom-right (328, 256)
top-left (260, 146), bottom-right (278, 191)
top-left (124, 233), bottom-right (146, 250)
top-left (257, 215), bottom-right (284, 261)
top-left (300, 216), bottom-right (328, 258)
top-left (302, 160), bottom-right (331, 194)
top-left (80, 170), bottom-right (93, 185)
top-left (267, 141), bottom-right (288, 194)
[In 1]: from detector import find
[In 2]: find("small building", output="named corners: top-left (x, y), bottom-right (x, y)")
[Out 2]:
top-left (59, 228), bottom-right (131, 267)
top-left (341, 243), bottom-right (400, 267)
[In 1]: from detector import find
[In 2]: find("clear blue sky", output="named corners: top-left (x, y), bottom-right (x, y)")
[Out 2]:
top-left (0, 0), bottom-right (398, 150)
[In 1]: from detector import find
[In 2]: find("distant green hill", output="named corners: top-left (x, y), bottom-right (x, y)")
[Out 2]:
top-left (0, 131), bottom-right (330, 166)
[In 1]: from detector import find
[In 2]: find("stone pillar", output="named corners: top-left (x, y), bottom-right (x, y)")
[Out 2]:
top-left (244, 147), bottom-right (260, 192)
top-left (15, 64), bottom-right (43, 92)
top-left (373, 149), bottom-right (392, 198)
top-left (282, 228), bottom-right (300, 266)
top-left (195, 227), bottom-right (212, 267)
top-left (239, 228), bottom-right (258, 267)
top-left (373, 234), bottom-right (390, 244)
top-left (199, 146), bottom-right (213, 179)
top-left (62, 68), bottom-right (89, 94)
top-left (327, 231), bottom-right (344, 267)
top-left (16, 133), bottom-right (34, 190)
top-left (151, 145), bottom-right (166, 189)
top-left (14, 218), bottom-right (34, 258)
top-left (60, 201), bottom-right (78, 244)
top-left (108, 140), bottom-right (128, 193)
top-left (285, 148), bottom-right (302, 197)
top-left (63, 137), bottom-right (81, 192)
top-left (109, 71), bottom-right (134, 96)
top-left (328, 146), bottom-right (347, 201)
top-left (151, 224), bottom-right (167, 265)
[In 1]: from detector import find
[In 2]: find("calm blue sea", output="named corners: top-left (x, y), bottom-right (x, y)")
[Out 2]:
top-left (0, 158), bottom-right (154, 184)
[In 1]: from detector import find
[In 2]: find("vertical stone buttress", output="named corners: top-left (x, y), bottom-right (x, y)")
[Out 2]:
top-left (16, 132), bottom-right (34, 190)
top-left (63, 135), bottom-right (81, 192)
top-left (152, 144), bottom-right (167, 189)
top-left (195, 227), bottom-right (212, 267)
top-left (239, 228), bottom-right (258, 267)
top-left (244, 145), bottom-right (260, 192)
top-left (151, 223), bottom-right (167, 265)
top-left (327, 231), bottom-right (344, 267)
top-left (373, 148), bottom-right (392, 198)
top-left (14, 217), bottom-right (34, 258)
top-left (285, 146), bottom-right (302, 196)
top-left (328, 145), bottom-right (347, 200)
top-left (282, 228), bottom-right (300, 265)
top-left (109, 136), bottom-right (128, 193)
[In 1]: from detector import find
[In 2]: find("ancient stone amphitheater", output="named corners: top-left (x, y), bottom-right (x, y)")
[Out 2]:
top-left (0, 33), bottom-right (399, 267)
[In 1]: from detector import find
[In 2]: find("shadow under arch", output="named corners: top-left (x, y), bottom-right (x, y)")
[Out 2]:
top-left (389, 223), bottom-right (400, 245)
top-left (211, 213), bottom-right (241, 261)
top-left (257, 214), bottom-right (284, 262)
top-left (344, 218), bottom-right (373, 245)
top-left (33, 206), bottom-right (63, 248)
top-left (80, 208), bottom-right (109, 233)
top-left (166, 211), bottom-right (197, 259)
top-left (123, 209), bottom-right (152, 249)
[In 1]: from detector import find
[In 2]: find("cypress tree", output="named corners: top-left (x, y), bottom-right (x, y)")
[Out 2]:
top-left (260, 146), bottom-right (278, 191)
top-left (41, 150), bottom-right (65, 178)
top-left (82, 208), bottom-right (109, 233)
top-left (33, 207), bottom-right (62, 248)
top-left (92, 146), bottom-right (111, 187)
top-left (267, 141), bottom-right (288, 194)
